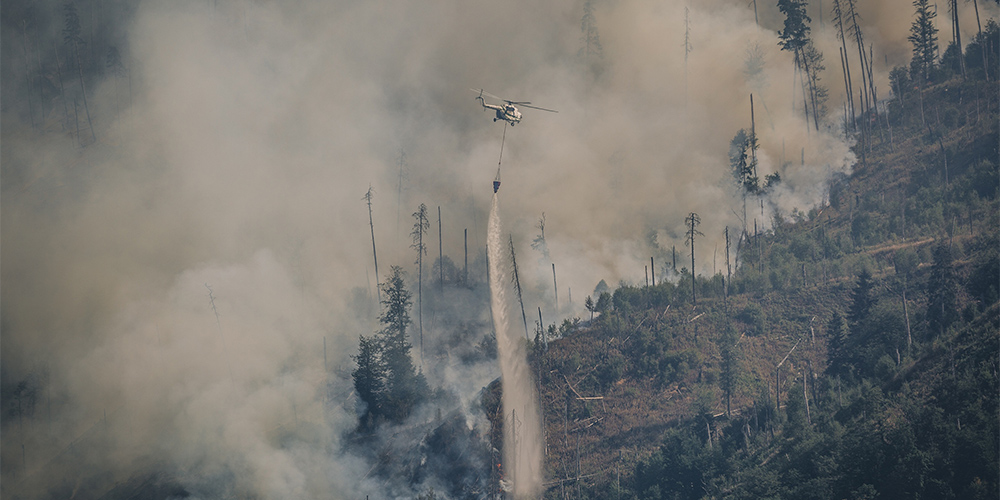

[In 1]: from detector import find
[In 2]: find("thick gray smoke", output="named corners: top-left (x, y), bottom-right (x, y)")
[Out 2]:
top-left (2, 0), bottom-right (996, 498)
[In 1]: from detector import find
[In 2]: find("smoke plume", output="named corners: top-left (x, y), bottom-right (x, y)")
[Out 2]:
top-left (2, 0), bottom-right (996, 498)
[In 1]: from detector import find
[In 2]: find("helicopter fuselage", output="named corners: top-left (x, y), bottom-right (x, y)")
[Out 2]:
top-left (478, 98), bottom-right (522, 125)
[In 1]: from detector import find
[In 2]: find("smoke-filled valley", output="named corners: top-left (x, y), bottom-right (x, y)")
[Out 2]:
top-left (2, 0), bottom-right (998, 499)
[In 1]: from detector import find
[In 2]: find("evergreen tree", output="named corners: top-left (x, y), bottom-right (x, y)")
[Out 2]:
top-left (580, 0), bottom-right (603, 60)
top-left (777, 0), bottom-right (811, 55)
top-left (848, 269), bottom-right (876, 329)
top-left (351, 334), bottom-right (385, 432)
top-left (730, 129), bottom-right (759, 194)
top-left (719, 324), bottom-right (741, 417)
top-left (967, 246), bottom-right (999, 308)
top-left (379, 266), bottom-right (412, 347)
top-left (351, 266), bottom-right (430, 427)
top-left (777, 0), bottom-right (826, 130)
top-left (826, 310), bottom-right (850, 375)
top-left (909, 0), bottom-right (939, 82)
top-left (926, 243), bottom-right (958, 336)
top-left (633, 426), bottom-right (717, 499)
top-left (594, 279), bottom-right (610, 297)
top-left (595, 291), bottom-right (612, 315)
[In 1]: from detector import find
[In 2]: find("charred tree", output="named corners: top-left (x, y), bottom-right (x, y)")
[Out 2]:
top-left (438, 206), bottom-right (443, 291)
top-left (410, 203), bottom-right (429, 366)
top-left (63, 3), bottom-right (96, 145)
top-left (509, 236), bottom-right (530, 341)
top-left (365, 186), bottom-right (381, 303)
top-left (684, 212), bottom-right (704, 305)
top-left (552, 263), bottom-right (559, 312)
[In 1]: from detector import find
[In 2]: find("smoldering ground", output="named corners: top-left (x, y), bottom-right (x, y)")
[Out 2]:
top-left (2, 0), bottom-right (996, 498)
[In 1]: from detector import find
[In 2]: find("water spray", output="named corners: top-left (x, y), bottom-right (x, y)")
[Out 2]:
top-left (488, 192), bottom-right (542, 498)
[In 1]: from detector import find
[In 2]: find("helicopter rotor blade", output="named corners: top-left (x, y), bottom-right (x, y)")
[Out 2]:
top-left (519, 103), bottom-right (558, 113)
top-left (471, 88), bottom-right (504, 101)
top-left (471, 89), bottom-right (557, 112)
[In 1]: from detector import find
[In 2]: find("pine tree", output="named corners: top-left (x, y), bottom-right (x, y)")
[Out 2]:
top-left (375, 266), bottom-right (428, 423)
top-left (909, 0), bottom-right (939, 83)
top-left (719, 325), bottom-right (741, 417)
top-left (848, 269), bottom-right (876, 329)
top-left (352, 334), bottom-right (385, 432)
top-left (580, 0), bottom-right (603, 59)
top-left (777, 0), bottom-right (811, 55)
top-left (926, 244), bottom-right (958, 336)
top-left (778, 0), bottom-right (826, 131)
top-left (730, 129), bottom-right (759, 194)
top-left (826, 311), bottom-right (850, 375)
top-left (595, 292), bottom-right (612, 315)
top-left (380, 266), bottom-right (411, 345)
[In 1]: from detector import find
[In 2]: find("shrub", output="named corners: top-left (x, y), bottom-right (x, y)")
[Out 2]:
top-left (598, 352), bottom-right (626, 389)
top-left (737, 303), bottom-right (766, 335)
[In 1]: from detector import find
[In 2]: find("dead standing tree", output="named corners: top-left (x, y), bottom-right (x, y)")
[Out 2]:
top-left (775, 337), bottom-right (802, 414)
top-left (531, 212), bottom-right (550, 260)
top-left (63, 3), bottom-right (96, 145)
top-left (947, 0), bottom-right (966, 78)
top-left (106, 46), bottom-right (127, 122)
top-left (395, 149), bottom-right (407, 243)
top-left (411, 203), bottom-right (429, 367)
top-left (509, 235), bottom-right (530, 341)
top-left (778, 0), bottom-right (825, 132)
top-left (684, 212), bottom-right (704, 305)
top-left (683, 7), bottom-right (693, 102)
top-left (832, 0), bottom-right (857, 132)
top-left (205, 283), bottom-right (236, 394)
top-left (846, 0), bottom-right (884, 150)
top-left (365, 186), bottom-right (381, 303)
top-left (438, 206), bottom-right (444, 291)
top-left (725, 226), bottom-right (731, 305)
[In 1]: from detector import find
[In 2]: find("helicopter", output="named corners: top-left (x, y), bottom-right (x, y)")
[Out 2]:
top-left (473, 89), bottom-right (557, 126)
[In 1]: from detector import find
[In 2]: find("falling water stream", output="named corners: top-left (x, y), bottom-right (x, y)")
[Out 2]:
top-left (488, 192), bottom-right (543, 498)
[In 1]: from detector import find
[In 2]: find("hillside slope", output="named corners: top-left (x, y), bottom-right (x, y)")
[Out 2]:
top-left (531, 70), bottom-right (998, 499)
